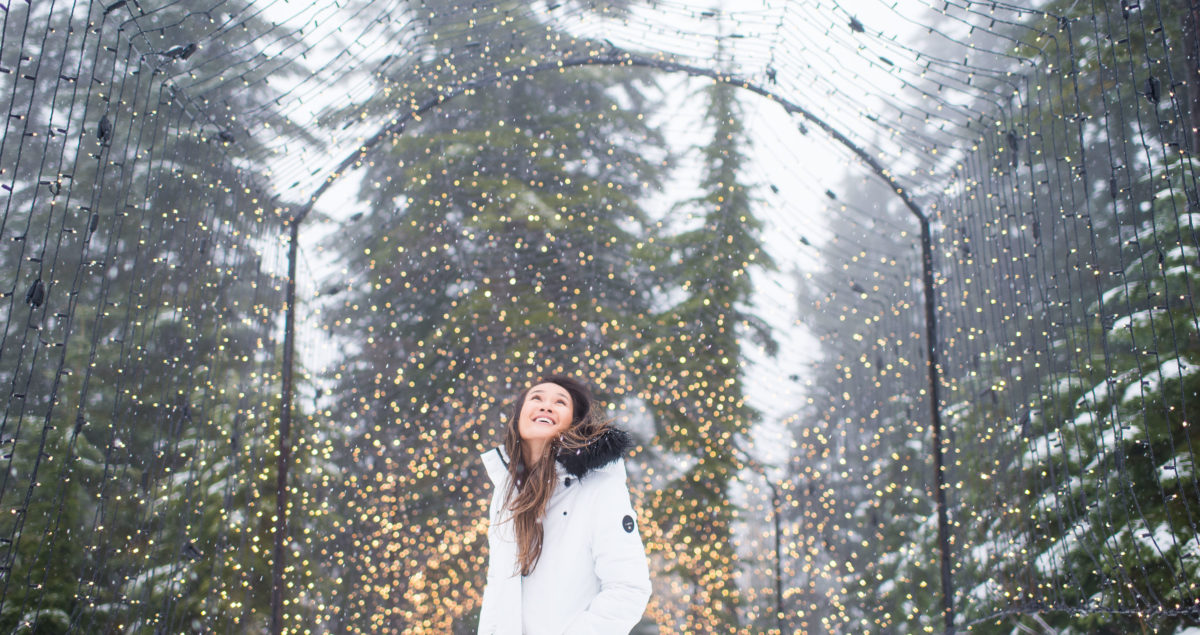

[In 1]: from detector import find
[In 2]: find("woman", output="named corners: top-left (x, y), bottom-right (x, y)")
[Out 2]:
top-left (478, 375), bottom-right (652, 634)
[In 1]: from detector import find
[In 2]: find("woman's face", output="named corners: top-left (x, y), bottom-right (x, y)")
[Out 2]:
top-left (517, 382), bottom-right (575, 444)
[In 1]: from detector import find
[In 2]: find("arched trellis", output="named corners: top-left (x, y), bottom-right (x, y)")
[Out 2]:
top-left (271, 49), bottom-right (957, 634)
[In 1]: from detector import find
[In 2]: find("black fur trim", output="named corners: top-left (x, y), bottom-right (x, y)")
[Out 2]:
top-left (555, 427), bottom-right (633, 479)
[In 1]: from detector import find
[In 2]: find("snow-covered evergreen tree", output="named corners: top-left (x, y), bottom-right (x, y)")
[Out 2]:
top-left (641, 58), bottom-right (775, 631)
top-left (1008, 150), bottom-right (1200, 632)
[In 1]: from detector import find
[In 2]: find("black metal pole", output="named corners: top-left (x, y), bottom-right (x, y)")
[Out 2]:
top-left (271, 215), bottom-right (302, 635)
top-left (918, 215), bottom-right (954, 633)
top-left (771, 482), bottom-right (784, 634)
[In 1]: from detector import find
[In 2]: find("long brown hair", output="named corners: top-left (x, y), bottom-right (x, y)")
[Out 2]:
top-left (502, 374), bottom-right (609, 576)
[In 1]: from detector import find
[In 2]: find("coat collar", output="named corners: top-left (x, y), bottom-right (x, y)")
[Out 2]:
top-left (481, 427), bottom-right (633, 486)
top-left (481, 446), bottom-right (511, 487)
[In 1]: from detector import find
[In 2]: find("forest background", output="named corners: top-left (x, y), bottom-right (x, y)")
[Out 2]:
top-left (0, 1), bottom-right (1198, 634)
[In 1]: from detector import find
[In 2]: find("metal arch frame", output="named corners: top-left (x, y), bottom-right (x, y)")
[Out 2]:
top-left (272, 49), bottom-right (956, 634)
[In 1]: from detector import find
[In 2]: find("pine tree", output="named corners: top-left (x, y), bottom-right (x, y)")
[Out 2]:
top-left (640, 62), bottom-right (775, 631)
top-left (1005, 149), bottom-right (1200, 633)
top-left (316, 2), bottom-right (666, 630)
top-left (791, 172), bottom-right (932, 633)
top-left (0, 3), bottom-right (317, 631)
top-left (939, 3), bottom-right (1200, 631)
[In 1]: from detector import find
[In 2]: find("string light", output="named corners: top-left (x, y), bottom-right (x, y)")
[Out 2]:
top-left (0, 1), bottom-right (1197, 634)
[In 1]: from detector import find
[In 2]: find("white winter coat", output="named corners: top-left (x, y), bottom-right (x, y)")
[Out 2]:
top-left (478, 435), bottom-right (652, 634)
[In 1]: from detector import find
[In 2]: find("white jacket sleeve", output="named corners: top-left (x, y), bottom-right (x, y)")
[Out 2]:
top-left (478, 486), bottom-right (521, 635)
top-left (565, 469), bottom-right (652, 634)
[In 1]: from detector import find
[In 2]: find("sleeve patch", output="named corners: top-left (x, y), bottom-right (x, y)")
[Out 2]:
top-left (622, 514), bottom-right (636, 533)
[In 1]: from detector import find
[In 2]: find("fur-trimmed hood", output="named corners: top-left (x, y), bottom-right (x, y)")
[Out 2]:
top-left (480, 427), bottom-right (634, 488)
top-left (554, 427), bottom-right (634, 479)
